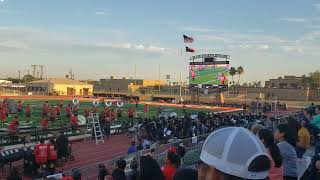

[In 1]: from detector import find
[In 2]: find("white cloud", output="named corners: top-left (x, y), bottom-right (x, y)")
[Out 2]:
top-left (256, 44), bottom-right (269, 50)
top-left (182, 26), bottom-right (215, 32)
top-left (133, 44), bottom-right (145, 50)
top-left (280, 46), bottom-right (304, 54)
top-left (94, 10), bottom-right (111, 16)
top-left (0, 27), bottom-right (176, 56)
top-left (0, 0), bottom-right (5, 2)
top-left (278, 18), bottom-right (308, 23)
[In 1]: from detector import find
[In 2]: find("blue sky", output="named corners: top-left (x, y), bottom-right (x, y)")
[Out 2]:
top-left (0, 0), bottom-right (319, 83)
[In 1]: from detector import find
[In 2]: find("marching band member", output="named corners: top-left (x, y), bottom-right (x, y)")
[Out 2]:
top-left (25, 104), bottom-right (32, 120)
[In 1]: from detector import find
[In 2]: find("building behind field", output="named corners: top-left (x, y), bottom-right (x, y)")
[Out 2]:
top-left (93, 77), bottom-right (165, 93)
top-left (26, 78), bottom-right (93, 96)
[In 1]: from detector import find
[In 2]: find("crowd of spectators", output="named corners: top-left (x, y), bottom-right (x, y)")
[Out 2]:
top-left (5, 101), bottom-right (320, 180)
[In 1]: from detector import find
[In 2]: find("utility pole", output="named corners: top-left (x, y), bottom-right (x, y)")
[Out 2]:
top-left (179, 72), bottom-right (182, 101)
top-left (31, 65), bottom-right (37, 77)
top-left (18, 70), bottom-right (21, 80)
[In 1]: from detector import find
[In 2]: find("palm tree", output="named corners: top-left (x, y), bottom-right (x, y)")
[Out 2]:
top-left (229, 67), bottom-right (237, 85)
top-left (301, 74), bottom-right (312, 89)
top-left (237, 66), bottom-right (244, 85)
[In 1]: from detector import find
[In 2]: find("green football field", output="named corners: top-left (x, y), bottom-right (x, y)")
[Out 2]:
top-left (0, 99), bottom-right (213, 128)
top-left (189, 67), bottom-right (228, 86)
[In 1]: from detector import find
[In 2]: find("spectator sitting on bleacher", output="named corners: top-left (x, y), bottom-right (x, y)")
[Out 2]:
top-left (72, 168), bottom-right (81, 180)
top-left (296, 120), bottom-right (310, 158)
top-left (127, 159), bottom-right (139, 180)
top-left (198, 127), bottom-right (271, 180)
top-left (258, 129), bottom-right (283, 180)
top-left (111, 159), bottom-right (126, 180)
top-left (127, 141), bottom-right (137, 154)
top-left (311, 106), bottom-right (320, 130)
top-left (275, 124), bottom-right (298, 179)
top-left (34, 138), bottom-right (49, 167)
top-left (161, 151), bottom-right (180, 180)
top-left (139, 155), bottom-right (164, 180)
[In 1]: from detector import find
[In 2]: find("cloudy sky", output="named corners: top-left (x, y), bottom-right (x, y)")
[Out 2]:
top-left (0, 0), bottom-right (319, 83)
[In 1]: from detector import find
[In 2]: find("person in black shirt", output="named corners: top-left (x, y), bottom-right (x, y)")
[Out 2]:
top-left (56, 130), bottom-right (69, 163)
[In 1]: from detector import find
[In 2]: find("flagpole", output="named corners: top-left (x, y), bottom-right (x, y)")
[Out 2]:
top-left (134, 64), bottom-right (137, 86)
top-left (158, 64), bottom-right (161, 91)
top-left (179, 72), bottom-right (182, 101)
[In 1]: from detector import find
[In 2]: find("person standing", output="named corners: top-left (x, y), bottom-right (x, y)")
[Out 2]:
top-left (17, 101), bottom-right (23, 116)
top-left (65, 104), bottom-right (72, 119)
top-left (42, 101), bottom-right (49, 117)
top-left (144, 104), bottom-right (149, 118)
top-left (25, 104), bottom-right (32, 120)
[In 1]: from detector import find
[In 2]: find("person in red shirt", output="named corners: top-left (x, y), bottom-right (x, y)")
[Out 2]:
top-left (41, 117), bottom-right (49, 130)
top-left (128, 107), bottom-right (135, 122)
top-left (25, 104), bottom-right (31, 120)
top-left (66, 104), bottom-right (72, 119)
top-left (70, 113), bottom-right (78, 126)
top-left (42, 101), bottom-right (49, 117)
top-left (144, 104), bottom-right (149, 118)
top-left (110, 109), bottom-right (116, 121)
top-left (2, 102), bottom-right (8, 117)
top-left (47, 138), bottom-right (57, 173)
top-left (17, 100), bottom-right (23, 116)
top-left (34, 138), bottom-right (49, 166)
top-left (219, 73), bottom-right (227, 85)
top-left (161, 151), bottom-right (180, 180)
top-left (0, 105), bottom-right (6, 124)
top-left (8, 116), bottom-right (19, 134)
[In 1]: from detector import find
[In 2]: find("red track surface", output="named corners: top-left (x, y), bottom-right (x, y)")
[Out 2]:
top-left (0, 134), bottom-right (131, 179)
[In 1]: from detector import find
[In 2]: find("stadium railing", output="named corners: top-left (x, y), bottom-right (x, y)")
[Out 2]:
top-left (61, 133), bottom-right (210, 179)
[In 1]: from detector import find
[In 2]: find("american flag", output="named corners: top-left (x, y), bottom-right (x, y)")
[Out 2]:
top-left (183, 35), bottom-right (194, 43)
top-left (186, 46), bottom-right (195, 52)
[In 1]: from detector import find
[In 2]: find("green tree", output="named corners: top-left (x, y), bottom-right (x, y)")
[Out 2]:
top-left (23, 74), bottom-right (36, 82)
top-left (6, 78), bottom-right (21, 83)
top-left (236, 66), bottom-right (244, 85)
top-left (301, 74), bottom-right (312, 89)
top-left (229, 67), bottom-right (237, 85)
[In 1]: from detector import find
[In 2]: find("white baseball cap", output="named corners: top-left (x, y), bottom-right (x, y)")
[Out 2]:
top-left (200, 127), bottom-right (270, 179)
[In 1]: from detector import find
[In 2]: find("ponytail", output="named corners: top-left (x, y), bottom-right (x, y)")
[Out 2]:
top-left (268, 144), bottom-right (282, 168)
top-left (258, 129), bottom-right (282, 168)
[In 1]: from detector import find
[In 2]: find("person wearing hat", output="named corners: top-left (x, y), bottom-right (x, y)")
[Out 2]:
top-left (198, 127), bottom-right (271, 180)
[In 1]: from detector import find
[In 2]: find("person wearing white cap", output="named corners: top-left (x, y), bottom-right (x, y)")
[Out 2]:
top-left (198, 127), bottom-right (271, 180)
